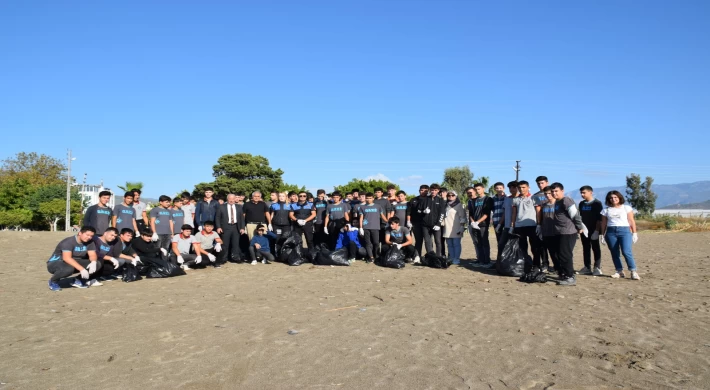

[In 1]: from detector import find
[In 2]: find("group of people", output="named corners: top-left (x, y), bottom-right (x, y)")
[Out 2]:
top-left (46, 177), bottom-right (641, 290)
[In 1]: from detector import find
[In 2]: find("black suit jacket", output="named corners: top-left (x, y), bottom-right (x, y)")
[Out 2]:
top-left (215, 203), bottom-right (245, 231)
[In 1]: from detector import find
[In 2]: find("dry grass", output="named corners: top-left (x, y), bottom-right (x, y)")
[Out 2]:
top-left (637, 215), bottom-right (710, 232)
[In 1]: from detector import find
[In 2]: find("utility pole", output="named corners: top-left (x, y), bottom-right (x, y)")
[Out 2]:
top-left (513, 160), bottom-right (521, 181)
top-left (65, 150), bottom-right (76, 231)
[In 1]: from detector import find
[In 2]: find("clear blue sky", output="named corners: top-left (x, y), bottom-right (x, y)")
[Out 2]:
top-left (1, 0), bottom-right (709, 198)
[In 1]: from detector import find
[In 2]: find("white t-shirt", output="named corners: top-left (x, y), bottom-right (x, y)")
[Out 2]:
top-left (601, 205), bottom-right (633, 227)
top-left (182, 203), bottom-right (196, 227)
top-left (171, 234), bottom-right (196, 254)
top-left (503, 196), bottom-right (515, 228)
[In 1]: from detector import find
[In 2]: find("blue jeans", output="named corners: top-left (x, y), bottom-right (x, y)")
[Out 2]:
top-left (605, 226), bottom-right (636, 271)
top-left (446, 237), bottom-right (462, 263)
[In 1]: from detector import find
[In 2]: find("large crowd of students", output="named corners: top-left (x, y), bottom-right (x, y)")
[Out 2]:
top-left (46, 176), bottom-right (641, 291)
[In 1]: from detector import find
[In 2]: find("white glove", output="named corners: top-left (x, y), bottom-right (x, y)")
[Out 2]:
top-left (268, 224), bottom-right (273, 231)
top-left (109, 258), bottom-right (119, 269)
top-left (198, 226), bottom-right (203, 231)
top-left (581, 225), bottom-right (589, 238)
top-left (207, 253), bottom-right (216, 262)
top-left (214, 243), bottom-right (222, 252)
top-left (132, 256), bottom-right (142, 265)
top-left (297, 219), bottom-right (305, 226)
top-left (177, 255), bottom-right (184, 264)
top-left (359, 228), bottom-right (365, 236)
top-left (470, 221), bottom-right (480, 230)
top-left (151, 233), bottom-right (159, 242)
top-left (424, 207), bottom-right (431, 214)
top-left (160, 248), bottom-right (167, 256)
top-left (79, 269), bottom-right (90, 279)
top-left (632, 233), bottom-right (638, 244)
top-left (406, 221), bottom-right (412, 228)
top-left (509, 226), bottom-right (515, 234)
top-left (395, 244), bottom-right (402, 250)
top-left (324, 226), bottom-right (329, 235)
top-left (195, 255), bottom-right (202, 264)
top-left (86, 261), bottom-right (98, 274)
top-left (600, 235), bottom-right (606, 245)
top-left (433, 226), bottom-right (440, 231)
top-left (591, 231), bottom-right (599, 240)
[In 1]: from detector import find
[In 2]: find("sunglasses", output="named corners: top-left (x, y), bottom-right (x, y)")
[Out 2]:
top-left (447, 194), bottom-right (456, 197)
top-left (299, 195), bottom-right (307, 198)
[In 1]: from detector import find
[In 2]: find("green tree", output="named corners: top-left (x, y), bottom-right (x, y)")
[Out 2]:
top-left (333, 178), bottom-right (399, 195)
top-left (117, 181), bottom-right (143, 192)
top-left (441, 165), bottom-right (492, 197)
top-left (0, 152), bottom-right (66, 187)
top-left (38, 198), bottom-right (81, 231)
top-left (626, 173), bottom-right (657, 215)
top-left (0, 177), bottom-right (34, 211)
top-left (0, 209), bottom-right (33, 229)
top-left (192, 153), bottom-right (303, 198)
top-left (27, 184), bottom-right (82, 212)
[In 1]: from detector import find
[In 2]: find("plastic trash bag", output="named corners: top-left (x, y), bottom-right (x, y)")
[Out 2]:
top-left (306, 247), bottom-right (320, 263)
top-left (278, 232), bottom-right (302, 263)
top-left (420, 252), bottom-right (451, 269)
top-left (147, 257), bottom-right (186, 278)
top-left (122, 263), bottom-right (142, 283)
top-left (496, 234), bottom-right (526, 277)
top-left (379, 247), bottom-right (405, 269)
top-left (314, 245), bottom-right (349, 266)
top-left (519, 270), bottom-right (547, 283)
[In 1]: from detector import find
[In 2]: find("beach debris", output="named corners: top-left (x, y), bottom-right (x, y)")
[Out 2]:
top-left (287, 330), bottom-right (299, 335)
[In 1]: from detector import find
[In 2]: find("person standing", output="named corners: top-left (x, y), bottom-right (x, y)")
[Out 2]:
top-left (417, 184), bottom-right (446, 256)
top-left (170, 197), bottom-right (186, 236)
top-left (534, 176), bottom-right (551, 272)
top-left (579, 186), bottom-right (604, 276)
top-left (469, 183), bottom-right (494, 268)
top-left (215, 194), bottom-right (246, 264)
top-left (393, 191), bottom-right (409, 226)
top-left (83, 190), bottom-right (113, 235)
top-left (243, 191), bottom-right (272, 240)
top-left (46, 226), bottom-right (99, 291)
top-left (409, 185), bottom-right (429, 256)
top-left (149, 195), bottom-right (174, 251)
top-left (195, 187), bottom-right (219, 231)
top-left (313, 189), bottom-right (329, 247)
top-left (113, 191), bottom-right (139, 235)
top-left (359, 192), bottom-right (388, 263)
top-left (600, 191), bottom-right (640, 280)
top-left (289, 191), bottom-right (316, 249)
top-left (496, 181), bottom-right (519, 258)
top-left (539, 187), bottom-right (560, 273)
top-left (374, 187), bottom-right (394, 253)
top-left (270, 192), bottom-right (292, 248)
top-left (510, 181), bottom-right (543, 273)
top-left (491, 182), bottom-right (507, 244)
top-left (550, 183), bottom-right (587, 286)
top-left (131, 189), bottom-right (149, 233)
top-left (182, 195), bottom-right (196, 228)
top-left (323, 191), bottom-right (351, 250)
top-left (442, 191), bottom-right (466, 265)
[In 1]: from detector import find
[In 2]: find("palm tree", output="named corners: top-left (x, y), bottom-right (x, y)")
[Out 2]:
top-left (117, 181), bottom-right (143, 192)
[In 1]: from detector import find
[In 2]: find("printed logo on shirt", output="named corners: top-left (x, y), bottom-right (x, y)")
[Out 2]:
top-left (363, 207), bottom-right (379, 213)
top-left (395, 205), bottom-right (407, 211)
top-left (121, 209), bottom-right (134, 215)
top-left (581, 205), bottom-right (592, 211)
top-left (172, 212), bottom-right (184, 217)
top-left (543, 205), bottom-right (555, 213)
top-left (74, 245), bottom-right (87, 251)
top-left (49, 254), bottom-right (60, 262)
top-left (116, 217), bottom-right (123, 224)
top-left (158, 211), bottom-right (170, 216)
top-left (97, 209), bottom-right (112, 216)
top-left (330, 207), bottom-right (343, 212)
top-left (100, 244), bottom-right (111, 252)
top-left (390, 230), bottom-right (403, 239)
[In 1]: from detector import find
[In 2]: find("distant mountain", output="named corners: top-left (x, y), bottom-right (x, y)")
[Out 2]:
top-left (568, 181), bottom-right (710, 208)
top-left (658, 199), bottom-right (710, 210)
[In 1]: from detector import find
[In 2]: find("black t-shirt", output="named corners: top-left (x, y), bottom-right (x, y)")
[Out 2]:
top-left (243, 201), bottom-right (269, 223)
top-left (579, 199), bottom-right (603, 231)
top-left (109, 240), bottom-right (135, 259)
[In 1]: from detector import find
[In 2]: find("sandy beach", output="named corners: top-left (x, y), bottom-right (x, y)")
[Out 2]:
top-left (0, 231), bottom-right (709, 390)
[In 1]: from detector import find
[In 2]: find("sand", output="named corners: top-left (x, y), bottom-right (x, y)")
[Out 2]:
top-left (0, 231), bottom-right (709, 390)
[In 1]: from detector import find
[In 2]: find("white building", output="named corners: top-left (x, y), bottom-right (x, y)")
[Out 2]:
top-left (76, 180), bottom-right (115, 211)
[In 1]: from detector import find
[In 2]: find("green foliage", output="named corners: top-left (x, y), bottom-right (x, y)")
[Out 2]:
top-left (192, 153), bottom-right (303, 198)
top-left (0, 176), bottom-right (33, 211)
top-left (626, 173), bottom-right (658, 216)
top-left (0, 209), bottom-right (33, 227)
top-left (117, 181), bottom-right (143, 192)
top-left (0, 152), bottom-right (66, 187)
top-left (27, 184), bottom-right (81, 212)
top-left (37, 198), bottom-right (81, 231)
top-left (442, 165), bottom-right (492, 197)
top-left (333, 178), bottom-right (398, 195)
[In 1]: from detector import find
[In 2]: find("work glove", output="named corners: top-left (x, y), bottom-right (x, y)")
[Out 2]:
top-left (195, 256), bottom-right (202, 264)
top-left (160, 248), bottom-right (167, 256)
top-left (198, 226), bottom-right (203, 231)
top-left (424, 207), bottom-right (431, 214)
top-left (470, 221), bottom-right (480, 230)
top-left (151, 233), bottom-right (159, 242)
top-left (79, 269), bottom-right (90, 280)
top-left (508, 226), bottom-right (515, 234)
top-left (297, 219), bottom-right (305, 226)
top-left (632, 233), bottom-right (638, 244)
top-left (433, 226), bottom-right (440, 231)
top-left (591, 231), bottom-right (599, 240)
top-left (581, 225), bottom-right (589, 238)
top-left (600, 235), bottom-right (606, 245)
top-left (268, 224), bottom-right (273, 231)
top-left (177, 255), bottom-right (184, 264)
top-left (207, 253), bottom-right (216, 262)
top-left (359, 228), bottom-right (365, 237)
top-left (395, 244), bottom-right (402, 250)
top-left (324, 226), bottom-right (329, 235)
top-left (109, 258), bottom-right (119, 269)
top-left (214, 243), bottom-right (222, 252)
top-left (132, 256), bottom-right (142, 266)
top-left (406, 221), bottom-right (412, 229)
top-left (86, 261), bottom-right (97, 274)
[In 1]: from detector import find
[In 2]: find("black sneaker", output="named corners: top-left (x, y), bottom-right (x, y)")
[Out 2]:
top-left (366, 258), bottom-right (374, 264)
top-left (557, 277), bottom-right (577, 286)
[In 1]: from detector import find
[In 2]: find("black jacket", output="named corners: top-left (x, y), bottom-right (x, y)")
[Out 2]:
top-left (417, 195), bottom-right (447, 227)
top-left (408, 195), bottom-right (427, 223)
top-left (215, 203), bottom-right (245, 231)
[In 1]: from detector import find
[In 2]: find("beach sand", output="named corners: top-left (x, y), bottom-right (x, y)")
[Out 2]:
top-left (0, 231), bottom-right (708, 389)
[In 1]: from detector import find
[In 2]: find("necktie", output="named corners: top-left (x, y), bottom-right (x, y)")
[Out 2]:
top-left (229, 205), bottom-right (233, 224)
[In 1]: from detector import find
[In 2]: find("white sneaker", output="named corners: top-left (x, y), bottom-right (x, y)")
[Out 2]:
top-left (611, 270), bottom-right (624, 279)
top-left (181, 265), bottom-right (191, 271)
top-left (251, 260), bottom-right (257, 265)
top-left (261, 259), bottom-right (267, 264)
top-left (87, 279), bottom-right (103, 287)
top-left (630, 271), bottom-right (641, 280)
top-left (578, 267), bottom-right (591, 275)
top-left (413, 256), bottom-right (421, 264)
top-left (592, 267), bottom-right (603, 276)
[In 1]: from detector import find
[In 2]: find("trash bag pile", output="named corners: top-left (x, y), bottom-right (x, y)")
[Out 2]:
top-left (496, 234), bottom-right (526, 277)
top-left (378, 247), bottom-right (405, 269)
top-left (312, 244), bottom-right (350, 266)
top-left (146, 259), bottom-right (185, 278)
top-left (277, 232), bottom-right (306, 266)
top-left (419, 252), bottom-right (450, 269)
top-left (519, 270), bottom-right (547, 283)
top-left (122, 263), bottom-right (142, 282)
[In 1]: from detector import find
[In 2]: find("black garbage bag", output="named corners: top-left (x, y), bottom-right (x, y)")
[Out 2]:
top-left (147, 257), bottom-right (186, 278)
top-left (379, 247), bottom-right (406, 269)
top-left (314, 245), bottom-right (350, 266)
top-left (519, 270), bottom-right (547, 283)
top-left (420, 252), bottom-right (451, 269)
top-left (496, 234), bottom-right (526, 277)
top-left (122, 263), bottom-right (142, 283)
top-left (279, 233), bottom-right (302, 263)
top-left (306, 247), bottom-right (320, 263)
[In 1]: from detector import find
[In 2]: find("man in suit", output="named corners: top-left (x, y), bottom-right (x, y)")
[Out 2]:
top-left (215, 193), bottom-right (246, 265)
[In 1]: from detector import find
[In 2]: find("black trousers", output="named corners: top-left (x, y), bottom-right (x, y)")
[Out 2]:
top-left (412, 223), bottom-right (425, 256)
top-left (47, 258), bottom-right (100, 282)
top-left (515, 226), bottom-right (542, 271)
top-left (292, 221), bottom-right (314, 249)
top-left (169, 253), bottom-right (206, 268)
top-left (273, 224), bottom-right (291, 254)
top-left (313, 223), bottom-right (326, 247)
top-left (363, 229), bottom-right (380, 259)
top-left (345, 242), bottom-right (367, 259)
top-left (327, 219), bottom-right (346, 250)
top-left (496, 227), bottom-right (508, 259)
top-left (581, 233), bottom-right (602, 269)
top-left (219, 224), bottom-right (243, 263)
top-left (381, 244), bottom-right (418, 260)
top-left (136, 219), bottom-right (147, 234)
top-left (550, 234), bottom-right (577, 279)
top-left (542, 236), bottom-right (560, 271)
top-left (422, 226), bottom-right (442, 256)
top-left (158, 234), bottom-right (172, 252)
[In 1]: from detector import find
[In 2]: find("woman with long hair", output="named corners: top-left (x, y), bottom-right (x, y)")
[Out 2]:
top-left (442, 191), bottom-right (466, 265)
top-left (600, 191), bottom-right (640, 280)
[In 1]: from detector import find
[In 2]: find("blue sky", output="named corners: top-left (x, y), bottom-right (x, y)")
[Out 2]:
top-left (1, 0), bottom-right (709, 198)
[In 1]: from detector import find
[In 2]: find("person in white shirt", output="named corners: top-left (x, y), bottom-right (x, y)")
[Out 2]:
top-left (600, 191), bottom-right (640, 280)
